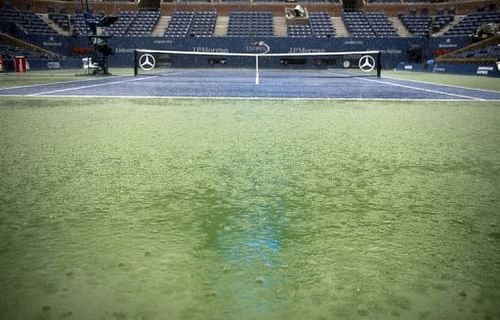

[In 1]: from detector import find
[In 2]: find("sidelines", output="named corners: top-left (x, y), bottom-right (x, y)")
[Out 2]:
top-left (383, 76), bottom-right (500, 94)
top-left (26, 71), bottom-right (196, 96)
top-left (27, 76), bottom-right (148, 96)
top-left (358, 77), bottom-right (486, 101)
top-left (1, 94), bottom-right (499, 102)
top-left (0, 76), bottom-right (105, 91)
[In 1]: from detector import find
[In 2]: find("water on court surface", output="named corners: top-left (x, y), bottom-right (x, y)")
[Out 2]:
top-left (1, 98), bottom-right (500, 320)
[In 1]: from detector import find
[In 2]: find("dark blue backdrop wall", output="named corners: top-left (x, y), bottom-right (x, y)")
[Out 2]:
top-left (22, 35), bottom-right (472, 71)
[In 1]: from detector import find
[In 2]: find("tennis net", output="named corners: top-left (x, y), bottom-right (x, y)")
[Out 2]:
top-left (133, 49), bottom-right (382, 84)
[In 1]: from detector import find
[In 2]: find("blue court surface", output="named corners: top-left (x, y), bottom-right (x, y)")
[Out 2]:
top-left (1, 69), bottom-right (499, 100)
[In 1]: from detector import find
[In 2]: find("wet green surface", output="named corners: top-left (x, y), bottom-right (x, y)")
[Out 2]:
top-left (1, 98), bottom-right (500, 320)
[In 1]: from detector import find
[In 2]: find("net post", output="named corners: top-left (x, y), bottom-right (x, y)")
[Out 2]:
top-left (377, 51), bottom-right (382, 78)
top-left (255, 55), bottom-right (259, 85)
top-left (133, 49), bottom-right (138, 77)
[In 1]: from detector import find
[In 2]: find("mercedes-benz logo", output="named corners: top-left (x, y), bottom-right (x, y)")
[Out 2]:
top-left (358, 55), bottom-right (376, 72)
top-left (139, 54), bottom-right (156, 71)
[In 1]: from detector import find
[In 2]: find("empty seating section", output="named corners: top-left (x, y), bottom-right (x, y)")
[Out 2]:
top-left (309, 12), bottom-right (335, 37)
top-left (164, 12), bottom-right (193, 37)
top-left (69, 11), bottom-right (159, 37)
top-left (445, 11), bottom-right (500, 36)
top-left (341, 11), bottom-right (367, 37)
top-left (343, 11), bottom-right (374, 37)
top-left (365, 12), bottom-right (398, 37)
top-left (106, 11), bottom-right (136, 36)
top-left (105, 11), bottom-right (160, 36)
top-left (164, 12), bottom-right (216, 38)
top-left (124, 11), bottom-right (160, 37)
top-left (48, 13), bottom-right (70, 31)
top-left (431, 15), bottom-right (453, 32)
top-left (399, 15), bottom-right (431, 37)
top-left (227, 12), bottom-right (273, 37)
top-left (288, 25), bottom-right (313, 38)
top-left (2, 7), bottom-right (498, 40)
top-left (71, 13), bottom-right (104, 36)
top-left (288, 12), bottom-right (334, 38)
top-left (0, 9), bottom-right (56, 35)
top-left (189, 12), bottom-right (217, 37)
top-left (343, 11), bottom-right (397, 37)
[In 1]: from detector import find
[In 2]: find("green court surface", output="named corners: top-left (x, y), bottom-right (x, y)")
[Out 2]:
top-left (1, 96), bottom-right (500, 320)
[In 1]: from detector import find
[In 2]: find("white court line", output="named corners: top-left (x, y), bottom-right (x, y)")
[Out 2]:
top-left (383, 76), bottom-right (500, 94)
top-left (0, 76), bottom-right (105, 91)
top-left (2, 93), bottom-right (499, 102)
top-left (27, 76), bottom-right (151, 96)
top-left (26, 71), bottom-right (196, 96)
top-left (358, 77), bottom-right (486, 101)
top-left (1, 70), bottom-right (496, 101)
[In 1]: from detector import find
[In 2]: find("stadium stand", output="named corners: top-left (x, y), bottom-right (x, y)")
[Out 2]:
top-left (309, 12), bottom-right (336, 37)
top-left (71, 13), bottom-right (104, 36)
top-left (444, 11), bottom-right (500, 36)
top-left (342, 11), bottom-right (376, 37)
top-left (365, 12), bottom-right (398, 37)
top-left (48, 13), bottom-right (71, 31)
top-left (164, 11), bottom-right (193, 38)
top-left (399, 15), bottom-right (432, 37)
top-left (288, 11), bottom-right (335, 38)
top-left (0, 9), bottom-right (57, 35)
top-left (188, 11), bottom-right (217, 37)
top-left (164, 11), bottom-right (216, 38)
top-left (106, 11), bottom-right (137, 36)
top-left (105, 11), bottom-right (160, 36)
top-left (227, 11), bottom-right (273, 37)
top-left (343, 11), bottom-right (397, 37)
top-left (288, 25), bottom-right (313, 37)
top-left (431, 15), bottom-right (454, 33)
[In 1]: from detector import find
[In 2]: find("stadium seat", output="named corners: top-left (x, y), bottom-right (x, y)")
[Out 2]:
top-left (102, 10), bottom-right (160, 37)
top-left (48, 13), bottom-right (70, 31)
top-left (399, 15), bottom-right (432, 37)
top-left (227, 12), bottom-right (273, 37)
top-left (164, 11), bottom-right (217, 38)
top-left (444, 11), bottom-right (500, 37)
top-left (343, 11), bottom-right (397, 37)
top-left (0, 9), bottom-right (57, 35)
top-left (309, 12), bottom-right (336, 38)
